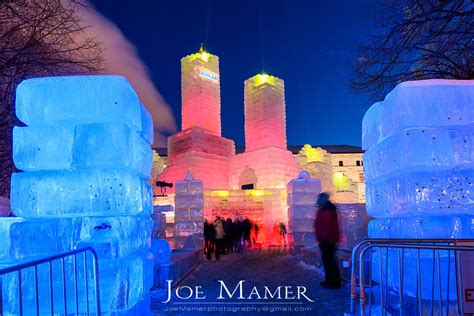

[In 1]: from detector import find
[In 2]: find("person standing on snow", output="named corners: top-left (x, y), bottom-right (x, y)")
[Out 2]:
top-left (314, 192), bottom-right (341, 289)
top-left (213, 216), bottom-right (225, 260)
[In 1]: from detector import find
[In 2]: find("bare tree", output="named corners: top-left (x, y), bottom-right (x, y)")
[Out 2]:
top-left (351, 0), bottom-right (474, 101)
top-left (0, 0), bottom-right (102, 197)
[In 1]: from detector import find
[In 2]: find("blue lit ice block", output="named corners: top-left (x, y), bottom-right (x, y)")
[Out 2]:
top-left (380, 80), bottom-right (474, 139)
top-left (99, 256), bottom-right (144, 311)
top-left (6, 216), bottom-right (151, 261)
top-left (363, 127), bottom-right (455, 182)
top-left (13, 124), bottom-right (152, 178)
top-left (76, 216), bottom-right (152, 259)
top-left (361, 101), bottom-right (382, 150)
top-left (10, 169), bottom-right (152, 217)
top-left (140, 105), bottom-right (154, 145)
top-left (0, 218), bottom-right (24, 262)
top-left (450, 126), bottom-right (474, 168)
top-left (365, 169), bottom-right (474, 218)
top-left (73, 124), bottom-right (152, 178)
top-left (13, 126), bottom-right (74, 171)
top-left (15, 76), bottom-right (146, 133)
top-left (369, 215), bottom-right (474, 239)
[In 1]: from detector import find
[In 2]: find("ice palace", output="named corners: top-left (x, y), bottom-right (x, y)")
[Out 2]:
top-left (154, 46), bottom-right (366, 248)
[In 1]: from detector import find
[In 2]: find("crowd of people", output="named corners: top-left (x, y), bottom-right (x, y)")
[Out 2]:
top-left (204, 217), bottom-right (259, 260)
top-left (201, 192), bottom-right (341, 289)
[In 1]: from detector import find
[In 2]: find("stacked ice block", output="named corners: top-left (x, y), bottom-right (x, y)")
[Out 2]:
top-left (287, 171), bottom-right (322, 246)
top-left (173, 172), bottom-right (204, 248)
top-left (363, 80), bottom-right (474, 298)
top-left (4, 75), bottom-right (154, 314)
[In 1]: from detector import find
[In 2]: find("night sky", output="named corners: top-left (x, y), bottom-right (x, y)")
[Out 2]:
top-left (90, 0), bottom-right (375, 147)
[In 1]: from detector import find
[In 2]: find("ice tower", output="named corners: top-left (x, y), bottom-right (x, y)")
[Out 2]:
top-left (230, 74), bottom-right (299, 190)
top-left (244, 74), bottom-right (287, 151)
top-left (181, 45), bottom-right (221, 135)
top-left (228, 74), bottom-right (300, 244)
top-left (158, 47), bottom-right (234, 190)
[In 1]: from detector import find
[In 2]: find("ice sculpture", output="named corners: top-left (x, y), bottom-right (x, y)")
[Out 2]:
top-left (287, 171), bottom-right (322, 246)
top-left (2, 75), bottom-right (153, 314)
top-left (363, 79), bottom-right (474, 299)
top-left (173, 171), bottom-right (204, 248)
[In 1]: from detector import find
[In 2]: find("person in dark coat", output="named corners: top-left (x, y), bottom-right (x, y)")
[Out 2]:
top-left (234, 218), bottom-right (243, 253)
top-left (253, 222), bottom-right (259, 245)
top-left (242, 218), bottom-right (252, 248)
top-left (204, 219), bottom-right (215, 260)
top-left (224, 218), bottom-right (235, 254)
top-left (314, 192), bottom-right (341, 289)
top-left (279, 222), bottom-right (287, 245)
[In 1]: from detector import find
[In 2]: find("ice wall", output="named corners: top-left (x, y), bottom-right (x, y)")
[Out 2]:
top-left (4, 75), bottom-right (153, 314)
top-left (363, 79), bottom-right (474, 298)
top-left (287, 171), bottom-right (322, 246)
top-left (173, 172), bottom-right (204, 249)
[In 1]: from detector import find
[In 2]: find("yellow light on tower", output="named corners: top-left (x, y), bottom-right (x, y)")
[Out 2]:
top-left (254, 73), bottom-right (273, 86)
top-left (200, 51), bottom-right (209, 62)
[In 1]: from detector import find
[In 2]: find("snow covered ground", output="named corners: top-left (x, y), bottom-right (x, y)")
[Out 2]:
top-left (151, 248), bottom-right (351, 315)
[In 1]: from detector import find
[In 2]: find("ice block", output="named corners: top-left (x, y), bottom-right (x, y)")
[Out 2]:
top-left (287, 172), bottom-right (322, 246)
top-left (365, 169), bottom-right (474, 218)
top-left (140, 105), bottom-right (154, 145)
top-left (13, 126), bottom-right (74, 171)
top-left (363, 127), bottom-right (455, 182)
top-left (14, 124), bottom-right (152, 178)
top-left (73, 123), bottom-right (152, 178)
top-left (15, 76), bottom-right (144, 132)
top-left (7, 216), bottom-right (152, 260)
top-left (450, 125), bottom-right (474, 168)
top-left (368, 215), bottom-right (474, 239)
top-left (380, 80), bottom-right (474, 139)
top-left (10, 169), bottom-right (151, 217)
top-left (361, 101), bottom-right (383, 150)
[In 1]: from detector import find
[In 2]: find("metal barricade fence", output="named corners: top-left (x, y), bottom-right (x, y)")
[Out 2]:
top-left (0, 247), bottom-right (101, 315)
top-left (350, 239), bottom-right (474, 315)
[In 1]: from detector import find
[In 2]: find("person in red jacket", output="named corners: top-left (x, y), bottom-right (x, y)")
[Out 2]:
top-left (314, 192), bottom-right (341, 289)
